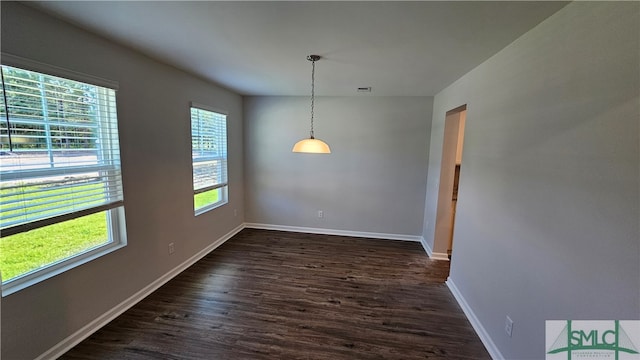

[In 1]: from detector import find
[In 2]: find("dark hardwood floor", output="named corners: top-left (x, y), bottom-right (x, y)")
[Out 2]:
top-left (61, 229), bottom-right (490, 359)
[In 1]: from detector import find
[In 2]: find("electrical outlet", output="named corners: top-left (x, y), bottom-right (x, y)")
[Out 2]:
top-left (234, 209), bottom-right (238, 217)
top-left (317, 210), bottom-right (323, 218)
top-left (168, 243), bottom-right (175, 255)
top-left (505, 316), bottom-right (513, 337)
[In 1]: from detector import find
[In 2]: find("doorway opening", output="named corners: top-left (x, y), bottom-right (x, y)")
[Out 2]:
top-left (433, 105), bottom-right (466, 261)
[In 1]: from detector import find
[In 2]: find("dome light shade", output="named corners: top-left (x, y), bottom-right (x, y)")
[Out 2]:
top-left (292, 137), bottom-right (331, 153)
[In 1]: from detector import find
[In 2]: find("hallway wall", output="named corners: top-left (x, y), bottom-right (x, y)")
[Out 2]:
top-left (423, 2), bottom-right (639, 358)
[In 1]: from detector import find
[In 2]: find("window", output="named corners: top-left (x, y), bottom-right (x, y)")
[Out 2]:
top-left (190, 104), bottom-right (227, 214)
top-left (0, 62), bottom-right (125, 293)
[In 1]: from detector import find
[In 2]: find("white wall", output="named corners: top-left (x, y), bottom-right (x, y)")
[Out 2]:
top-left (423, 2), bottom-right (639, 359)
top-left (1, 3), bottom-right (244, 359)
top-left (244, 96), bottom-right (432, 236)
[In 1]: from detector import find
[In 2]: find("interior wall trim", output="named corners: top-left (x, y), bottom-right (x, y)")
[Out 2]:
top-left (420, 236), bottom-right (433, 256)
top-left (419, 236), bottom-right (449, 260)
top-left (244, 223), bottom-right (422, 242)
top-left (34, 224), bottom-right (245, 360)
top-left (446, 277), bottom-right (503, 360)
top-left (430, 252), bottom-right (451, 261)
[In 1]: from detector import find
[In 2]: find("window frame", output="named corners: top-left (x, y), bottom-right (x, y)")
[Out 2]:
top-left (0, 54), bottom-right (126, 296)
top-left (190, 102), bottom-right (228, 215)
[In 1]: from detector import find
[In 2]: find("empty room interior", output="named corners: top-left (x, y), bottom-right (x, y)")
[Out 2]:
top-left (1, 1), bottom-right (639, 359)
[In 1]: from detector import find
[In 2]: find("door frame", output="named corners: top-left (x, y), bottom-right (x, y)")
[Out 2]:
top-left (432, 105), bottom-right (467, 260)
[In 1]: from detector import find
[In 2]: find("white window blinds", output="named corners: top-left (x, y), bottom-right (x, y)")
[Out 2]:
top-left (190, 105), bottom-right (227, 210)
top-left (0, 65), bottom-right (124, 236)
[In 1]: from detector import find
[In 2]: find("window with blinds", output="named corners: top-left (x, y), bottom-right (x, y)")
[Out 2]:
top-left (0, 63), bottom-right (126, 290)
top-left (190, 104), bottom-right (227, 214)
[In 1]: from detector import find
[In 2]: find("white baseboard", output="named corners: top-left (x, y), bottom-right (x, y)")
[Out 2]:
top-left (419, 237), bottom-right (450, 261)
top-left (446, 277), bottom-right (503, 360)
top-left (36, 224), bottom-right (245, 360)
top-left (431, 252), bottom-right (450, 261)
top-left (244, 223), bottom-right (422, 242)
top-left (420, 236), bottom-right (433, 256)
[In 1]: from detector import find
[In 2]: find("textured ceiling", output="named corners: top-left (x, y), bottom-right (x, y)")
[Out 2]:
top-left (28, 1), bottom-right (568, 96)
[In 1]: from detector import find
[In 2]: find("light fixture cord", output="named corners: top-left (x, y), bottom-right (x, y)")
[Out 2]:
top-left (310, 58), bottom-right (315, 139)
top-left (1, 68), bottom-right (13, 152)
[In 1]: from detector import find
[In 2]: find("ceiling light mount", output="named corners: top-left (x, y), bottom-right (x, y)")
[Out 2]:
top-left (292, 54), bottom-right (331, 154)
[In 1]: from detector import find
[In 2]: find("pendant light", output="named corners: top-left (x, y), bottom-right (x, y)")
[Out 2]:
top-left (292, 55), bottom-right (331, 154)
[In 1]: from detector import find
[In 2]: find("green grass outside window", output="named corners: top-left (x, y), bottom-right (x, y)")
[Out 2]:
top-left (0, 212), bottom-right (108, 281)
top-left (0, 183), bottom-right (109, 281)
top-left (194, 188), bottom-right (220, 212)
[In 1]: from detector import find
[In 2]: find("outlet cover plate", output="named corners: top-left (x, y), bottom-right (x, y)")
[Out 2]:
top-left (505, 316), bottom-right (513, 337)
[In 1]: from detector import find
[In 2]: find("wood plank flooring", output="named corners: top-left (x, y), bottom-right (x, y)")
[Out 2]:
top-left (61, 229), bottom-right (490, 359)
